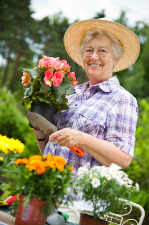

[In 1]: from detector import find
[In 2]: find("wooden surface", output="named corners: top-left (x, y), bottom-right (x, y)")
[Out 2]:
top-left (0, 211), bottom-right (15, 225)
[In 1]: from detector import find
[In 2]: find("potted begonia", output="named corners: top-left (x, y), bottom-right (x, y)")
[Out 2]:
top-left (21, 55), bottom-right (78, 123)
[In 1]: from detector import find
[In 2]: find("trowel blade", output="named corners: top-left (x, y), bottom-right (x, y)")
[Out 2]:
top-left (27, 112), bottom-right (57, 137)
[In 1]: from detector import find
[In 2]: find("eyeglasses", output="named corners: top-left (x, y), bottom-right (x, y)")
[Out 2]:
top-left (83, 48), bottom-right (111, 57)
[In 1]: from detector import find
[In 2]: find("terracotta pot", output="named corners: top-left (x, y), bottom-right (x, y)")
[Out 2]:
top-left (29, 102), bottom-right (58, 128)
top-left (15, 194), bottom-right (46, 225)
top-left (79, 213), bottom-right (109, 225)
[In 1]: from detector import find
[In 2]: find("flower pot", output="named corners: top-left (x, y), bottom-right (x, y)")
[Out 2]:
top-left (15, 195), bottom-right (46, 225)
top-left (29, 102), bottom-right (58, 128)
top-left (31, 102), bottom-right (58, 122)
top-left (79, 213), bottom-right (109, 225)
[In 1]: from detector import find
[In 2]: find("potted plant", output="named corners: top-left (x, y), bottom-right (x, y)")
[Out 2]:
top-left (21, 55), bottom-right (78, 123)
top-left (74, 163), bottom-right (139, 225)
top-left (3, 153), bottom-right (74, 225)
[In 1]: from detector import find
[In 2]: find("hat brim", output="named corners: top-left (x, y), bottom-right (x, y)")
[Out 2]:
top-left (64, 19), bottom-right (140, 72)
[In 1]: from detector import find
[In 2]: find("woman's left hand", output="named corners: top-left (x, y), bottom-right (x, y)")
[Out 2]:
top-left (49, 128), bottom-right (81, 147)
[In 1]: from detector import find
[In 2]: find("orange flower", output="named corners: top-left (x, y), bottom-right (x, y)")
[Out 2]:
top-left (43, 155), bottom-right (67, 171)
top-left (27, 161), bottom-right (46, 175)
top-left (29, 155), bottom-right (42, 162)
top-left (44, 160), bottom-right (56, 169)
top-left (15, 158), bottom-right (29, 165)
top-left (43, 154), bottom-right (53, 160)
top-left (53, 156), bottom-right (67, 166)
top-left (68, 167), bottom-right (74, 171)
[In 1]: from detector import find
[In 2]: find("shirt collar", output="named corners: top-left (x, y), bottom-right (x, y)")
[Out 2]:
top-left (75, 76), bottom-right (120, 94)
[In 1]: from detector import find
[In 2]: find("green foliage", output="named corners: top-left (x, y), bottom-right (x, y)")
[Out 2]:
top-left (3, 155), bottom-right (74, 217)
top-left (0, 86), bottom-right (39, 156)
top-left (22, 57), bottom-right (75, 111)
top-left (74, 164), bottom-right (138, 220)
top-left (124, 99), bottom-right (149, 211)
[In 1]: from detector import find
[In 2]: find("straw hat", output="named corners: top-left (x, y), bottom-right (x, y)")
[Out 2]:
top-left (64, 19), bottom-right (140, 72)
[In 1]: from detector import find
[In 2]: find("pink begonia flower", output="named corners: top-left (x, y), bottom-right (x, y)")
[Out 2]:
top-left (67, 72), bottom-right (75, 78)
top-left (44, 80), bottom-right (52, 87)
top-left (38, 55), bottom-right (61, 70)
top-left (60, 60), bottom-right (71, 73)
top-left (51, 71), bottom-right (64, 87)
top-left (21, 72), bottom-right (31, 86)
top-left (67, 72), bottom-right (78, 87)
top-left (44, 69), bottom-right (53, 79)
top-left (50, 58), bottom-right (61, 70)
top-left (38, 58), bottom-right (52, 68)
top-left (44, 69), bottom-right (53, 86)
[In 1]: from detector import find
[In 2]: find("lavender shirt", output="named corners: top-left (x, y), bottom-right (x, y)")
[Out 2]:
top-left (44, 76), bottom-right (138, 174)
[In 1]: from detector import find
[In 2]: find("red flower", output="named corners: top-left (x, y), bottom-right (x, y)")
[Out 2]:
top-left (51, 71), bottom-right (64, 87)
top-left (60, 60), bottom-right (71, 73)
top-left (67, 72), bottom-right (78, 87)
top-left (21, 72), bottom-right (31, 86)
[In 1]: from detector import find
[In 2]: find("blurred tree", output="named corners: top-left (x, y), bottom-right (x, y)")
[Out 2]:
top-left (0, 0), bottom-right (37, 92)
top-left (115, 11), bottom-right (149, 100)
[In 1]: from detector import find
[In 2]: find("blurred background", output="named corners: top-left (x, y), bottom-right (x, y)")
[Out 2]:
top-left (0, 0), bottom-right (149, 224)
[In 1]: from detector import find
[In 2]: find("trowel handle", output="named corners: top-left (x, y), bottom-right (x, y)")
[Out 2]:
top-left (68, 146), bottom-right (84, 157)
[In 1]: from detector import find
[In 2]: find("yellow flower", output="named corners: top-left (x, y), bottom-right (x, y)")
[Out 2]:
top-left (0, 156), bottom-right (4, 161)
top-left (0, 134), bottom-right (25, 154)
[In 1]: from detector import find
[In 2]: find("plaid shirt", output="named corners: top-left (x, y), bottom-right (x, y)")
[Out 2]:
top-left (44, 76), bottom-right (138, 173)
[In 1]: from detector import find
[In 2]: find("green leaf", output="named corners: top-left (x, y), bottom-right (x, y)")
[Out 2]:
top-left (37, 96), bottom-right (51, 104)
top-left (51, 78), bottom-right (74, 104)
top-left (40, 83), bottom-right (51, 92)
top-left (24, 86), bottom-right (34, 98)
top-left (30, 67), bottom-right (38, 79)
top-left (24, 195), bottom-right (31, 207)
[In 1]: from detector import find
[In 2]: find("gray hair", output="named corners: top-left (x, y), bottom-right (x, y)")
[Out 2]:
top-left (80, 29), bottom-right (124, 61)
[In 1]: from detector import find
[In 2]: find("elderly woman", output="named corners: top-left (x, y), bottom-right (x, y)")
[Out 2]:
top-left (34, 19), bottom-right (140, 223)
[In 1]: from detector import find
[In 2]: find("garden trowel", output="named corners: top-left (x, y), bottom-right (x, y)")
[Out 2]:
top-left (27, 112), bottom-right (84, 157)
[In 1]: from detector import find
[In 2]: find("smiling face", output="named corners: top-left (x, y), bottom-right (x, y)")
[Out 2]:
top-left (83, 35), bottom-right (117, 86)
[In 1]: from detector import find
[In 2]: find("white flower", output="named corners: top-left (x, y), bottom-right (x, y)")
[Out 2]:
top-left (120, 171), bottom-right (128, 178)
top-left (89, 172), bottom-right (97, 180)
top-left (123, 177), bottom-right (133, 185)
top-left (135, 183), bottom-right (139, 190)
top-left (78, 166), bottom-right (88, 173)
top-left (100, 166), bottom-right (109, 177)
top-left (105, 174), bottom-right (112, 180)
top-left (117, 178), bottom-right (126, 186)
top-left (111, 171), bottom-right (123, 180)
top-left (110, 163), bottom-right (122, 171)
top-left (91, 178), bottom-right (100, 188)
top-left (91, 166), bottom-right (102, 173)
top-left (77, 166), bottom-right (88, 178)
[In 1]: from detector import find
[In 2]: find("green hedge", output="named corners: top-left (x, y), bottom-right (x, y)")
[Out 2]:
top-left (0, 86), bottom-right (40, 157)
top-left (124, 99), bottom-right (149, 214)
